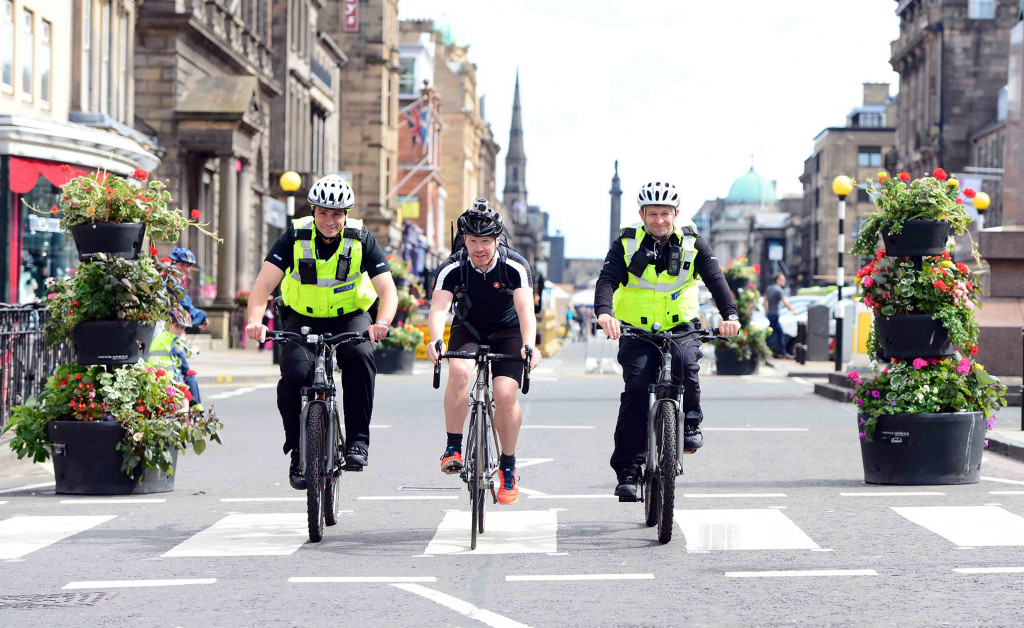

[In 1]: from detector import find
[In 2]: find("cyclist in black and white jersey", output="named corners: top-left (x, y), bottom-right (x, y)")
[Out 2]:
top-left (426, 199), bottom-right (541, 505)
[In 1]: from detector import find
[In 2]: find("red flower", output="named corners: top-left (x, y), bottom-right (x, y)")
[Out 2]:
top-left (878, 174), bottom-right (888, 183)
top-left (933, 279), bottom-right (947, 291)
top-left (752, 264), bottom-right (761, 274)
top-left (971, 345), bottom-right (979, 355)
top-left (155, 369), bottom-right (166, 377)
top-left (942, 251), bottom-right (951, 261)
top-left (186, 369), bottom-right (196, 376)
top-left (183, 390), bottom-right (193, 401)
top-left (132, 169), bottom-right (148, 181)
top-left (956, 262), bottom-right (969, 274)
top-left (875, 249), bottom-right (885, 260)
top-left (190, 209), bottom-right (201, 220)
top-left (899, 172), bottom-right (911, 182)
top-left (956, 198), bottom-right (964, 205)
top-left (932, 168), bottom-right (948, 181)
top-left (137, 405), bottom-right (146, 413)
top-left (75, 374), bottom-right (82, 380)
top-left (966, 281), bottom-right (974, 290)
top-left (161, 256), bottom-right (171, 264)
top-left (149, 246), bottom-right (158, 257)
top-left (51, 205), bottom-right (59, 215)
top-left (963, 188), bottom-right (977, 199)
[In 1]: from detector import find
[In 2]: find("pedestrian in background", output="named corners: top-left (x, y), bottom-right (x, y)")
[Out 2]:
top-left (764, 272), bottom-right (798, 359)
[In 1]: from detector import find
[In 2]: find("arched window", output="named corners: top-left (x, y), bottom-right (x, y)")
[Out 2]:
top-left (512, 167), bottom-right (518, 182)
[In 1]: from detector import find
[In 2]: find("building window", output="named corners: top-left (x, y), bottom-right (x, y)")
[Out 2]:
top-left (855, 112), bottom-right (884, 127)
top-left (399, 57), bottom-right (415, 97)
top-left (40, 20), bottom-right (51, 107)
top-left (117, 10), bottom-right (127, 121)
top-left (968, 0), bottom-right (995, 19)
top-left (857, 188), bottom-right (872, 204)
top-left (81, 0), bottom-right (91, 110)
top-left (857, 146), bottom-right (882, 167)
top-left (100, 0), bottom-right (109, 114)
top-left (2, 0), bottom-right (13, 93)
top-left (311, 106), bottom-right (327, 174)
top-left (513, 167), bottom-right (518, 183)
top-left (20, 8), bottom-right (32, 101)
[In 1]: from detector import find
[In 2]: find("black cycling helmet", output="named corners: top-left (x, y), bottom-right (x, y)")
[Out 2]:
top-left (457, 198), bottom-right (505, 237)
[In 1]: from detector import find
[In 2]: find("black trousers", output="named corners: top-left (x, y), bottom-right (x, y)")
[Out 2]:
top-left (277, 309), bottom-right (375, 454)
top-left (610, 334), bottom-right (702, 472)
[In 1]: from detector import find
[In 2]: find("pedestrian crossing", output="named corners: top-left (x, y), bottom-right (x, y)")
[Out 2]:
top-left (9, 503), bottom-right (1024, 562)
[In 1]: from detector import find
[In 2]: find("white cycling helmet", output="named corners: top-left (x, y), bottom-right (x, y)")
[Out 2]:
top-left (637, 181), bottom-right (680, 209)
top-left (307, 174), bottom-right (355, 210)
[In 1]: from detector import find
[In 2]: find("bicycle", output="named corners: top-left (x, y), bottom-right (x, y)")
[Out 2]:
top-left (619, 323), bottom-right (720, 544)
top-left (266, 327), bottom-right (370, 543)
top-left (432, 341), bottom-right (531, 550)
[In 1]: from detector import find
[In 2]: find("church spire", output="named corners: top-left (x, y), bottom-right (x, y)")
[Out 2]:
top-left (507, 70), bottom-right (525, 160)
top-left (503, 71), bottom-right (527, 219)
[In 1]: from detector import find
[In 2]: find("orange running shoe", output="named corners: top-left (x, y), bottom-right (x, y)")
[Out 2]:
top-left (440, 445), bottom-right (463, 474)
top-left (496, 468), bottom-right (519, 505)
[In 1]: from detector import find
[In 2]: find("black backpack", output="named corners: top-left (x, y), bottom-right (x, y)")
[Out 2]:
top-left (448, 221), bottom-right (518, 337)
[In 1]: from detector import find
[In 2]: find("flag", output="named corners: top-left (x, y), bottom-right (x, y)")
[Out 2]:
top-left (405, 104), bottom-right (421, 146)
top-left (419, 108), bottom-right (429, 151)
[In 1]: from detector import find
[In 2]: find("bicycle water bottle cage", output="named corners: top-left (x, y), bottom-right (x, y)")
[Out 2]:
top-left (666, 245), bottom-right (682, 276)
top-left (627, 247), bottom-right (655, 278)
top-left (298, 258), bottom-right (318, 284)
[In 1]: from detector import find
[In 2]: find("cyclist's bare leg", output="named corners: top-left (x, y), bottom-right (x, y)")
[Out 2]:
top-left (444, 359), bottom-right (474, 433)
top-left (492, 376), bottom-right (521, 456)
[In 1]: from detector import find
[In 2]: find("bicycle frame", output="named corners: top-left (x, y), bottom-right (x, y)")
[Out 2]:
top-left (465, 350), bottom-right (500, 498)
top-left (297, 340), bottom-right (341, 480)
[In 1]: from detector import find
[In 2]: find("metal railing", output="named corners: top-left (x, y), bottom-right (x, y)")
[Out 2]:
top-left (1, 304), bottom-right (73, 432)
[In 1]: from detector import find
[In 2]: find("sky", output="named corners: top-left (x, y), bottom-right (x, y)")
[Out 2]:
top-left (398, 0), bottom-right (901, 258)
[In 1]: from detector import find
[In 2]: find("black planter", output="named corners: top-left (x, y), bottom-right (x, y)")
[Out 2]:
top-left (715, 346), bottom-right (759, 375)
top-left (374, 347), bottom-right (415, 374)
top-left (726, 276), bottom-right (752, 294)
top-left (881, 220), bottom-right (951, 257)
top-left (874, 314), bottom-right (954, 359)
top-left (70, 222), bottom-right (146, 261)
top-left (48, 420), bottom-right (177, 495)
top-left (72, 320), bottom-right (155, 365)
top-left (859, 411), bottom-right (984, 485)
top-left (394, 276), bottom-right (409, 291)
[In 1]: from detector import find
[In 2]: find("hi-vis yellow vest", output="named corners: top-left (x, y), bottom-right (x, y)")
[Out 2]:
top-left (148, 330), bottom-right (181, 376)
top-left (612, 222), bottom-right (699, 331)
top-left (280, 216), bottom-right (377, 317)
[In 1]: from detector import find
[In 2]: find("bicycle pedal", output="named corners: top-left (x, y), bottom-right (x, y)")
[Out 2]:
top-left (618, 494), bottom-right (638, 503)
top-left (683, 449), bottom-right (696, 455)
top-left (341, 463), bottom-right (364, 472)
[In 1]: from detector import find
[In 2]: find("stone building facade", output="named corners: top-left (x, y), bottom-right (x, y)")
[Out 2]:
top-left (890, 0), bottom-right (1018, 175)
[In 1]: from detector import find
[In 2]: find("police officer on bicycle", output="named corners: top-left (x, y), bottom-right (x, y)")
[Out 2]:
top-left (426, 199), bottom-right (541, 505)
top-left (244, 174), bottom-right (397, 489)
top-left (595, 181), bottom-right (741, 501)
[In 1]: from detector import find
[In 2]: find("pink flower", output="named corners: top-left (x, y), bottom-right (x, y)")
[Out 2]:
top-left (871, 391), bottom-right (880, 398)
top-left (862, 276), bottom-right (874, 288)
top-left (165, 386), bottom-right (175, 395)
top-left (912, 358), bottom-right (928, 370)
top-left (987, 418), bottom-right (995, 430)
top-left (958, 358), bottom-right (971, 375)
top-left (46, 293), bottom-right (57, 300)
top-left (859, 432), bottom-right (867, 440)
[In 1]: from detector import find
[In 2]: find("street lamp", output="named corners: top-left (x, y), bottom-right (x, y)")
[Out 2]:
top-left (973, 191), bottom-right (991, 230)
top-left (831, 175), bottom-right (854, 373)
top-left (280, 171), bottom-right (301, 218)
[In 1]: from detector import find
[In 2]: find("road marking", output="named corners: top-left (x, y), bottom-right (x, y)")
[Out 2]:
top-left (515, 458), bottom-right (554, 468)
top-left (516, 486), bottom-right (548, 497)
top-left (677, 509), bottom-right (819, 551)
top-left (289, 576), bottom-right (438, 583)
top-left (953, 567), bottom-right (1024, 574)
top-left (59, 499), bottom-right (167, 504)
top-left (0, 502), bottom-right (8, 506)
top-left (162, 513), bottom-right (307, 557)
top-left (982, 476), bottom-right (1024, 486)
top-left (520, 425), bottom-right (594, 430)
top-left (391, 583), bottom-right (530, 628)
top-left (683, 493), bottom-right (787, 499)
top-left (0, 482), bottom-right (55, 494)
top-left (893, 506), bottom-right (1024, 547)
top-left (703, 428), bottom-right (809, 432)
top-left (358, 496), bottom-right (458, 501)
top-left (0, 515), bottom-right (117, 560)
top-left (840, 492), bottom-right (945, 497)
top-left (208, 386), bottom-right (259, 400)
top-left (526, 494), bottom-right (617, 500)
top-left (792, 377), bottom-right (811, 385)
top-left (64, 578), bottom-right (216, 589)
top-left (424, 510), bottom-right (557, 555)
top-left (725, 569), bottom-right (877, 579)
top-left (990, 491), bottom-right (1024, 495)
top-left (370, 425), bottom-right (391, 429)
top-left (220, 497), bottom-right (307, 503)
top-left (506, 573), bottom-right (654, 582)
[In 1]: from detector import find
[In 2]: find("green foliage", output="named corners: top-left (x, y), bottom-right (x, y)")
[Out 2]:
top-left (376, 322), bottom-right (425, 351)
top-left (715, 326), bottom-right (772, 362)
top-left (42, 254), bottom-right (184, 345)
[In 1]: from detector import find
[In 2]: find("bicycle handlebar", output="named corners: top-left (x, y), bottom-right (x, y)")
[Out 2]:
top-left (266, 329), bottom-right (370, 346)
top-left (431, 340), bottom-right (531, 394)
top-left (620, 324), bottom-right (721, 342)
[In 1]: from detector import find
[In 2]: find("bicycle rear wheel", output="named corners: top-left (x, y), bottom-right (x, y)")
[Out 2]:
top-left (657, 401), bottom-right (677, 544)
top-left (305, 402), bottom-right (326, 542)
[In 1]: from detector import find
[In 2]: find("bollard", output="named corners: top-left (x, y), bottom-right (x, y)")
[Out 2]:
top-left (1020, 327), bottom-right (1023, 431)
top-left (795, 321), bottom-right (808, 365)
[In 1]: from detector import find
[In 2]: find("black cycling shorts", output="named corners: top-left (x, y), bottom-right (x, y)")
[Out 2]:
top-left (448, 325), bottom-right (525, 385)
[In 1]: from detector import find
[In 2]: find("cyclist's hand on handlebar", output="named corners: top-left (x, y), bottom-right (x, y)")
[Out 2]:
top-left (367, 322), bottom-right (389, 342)
top-left (597, 313), bottom-right (621, 340)
top-left (522, 344), bottom-right (541, 371)
top-left (427, 339), bottom-right (444, 365)
top-left (245, 320), bottom-right (268, 343)
top-left (719, 320), bottom-right (741, 338)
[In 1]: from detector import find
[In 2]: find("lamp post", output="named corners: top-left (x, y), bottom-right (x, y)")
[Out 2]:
top-left (973, 191), bottom-right (991, 230)
top-left (280, 171), bottom-right (302, 218)
top-left (831, 175), bottom-right (854, 373)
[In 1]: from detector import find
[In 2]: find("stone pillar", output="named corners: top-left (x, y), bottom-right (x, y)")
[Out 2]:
top-left (1002, 22), bottom-right (1024, 227)
top-left (216, 154), bottom-right (238, 306)
top-left (236, 159), bottom-right (253, 285)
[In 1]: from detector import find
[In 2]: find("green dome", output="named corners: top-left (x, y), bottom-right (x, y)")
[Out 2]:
top-left (726, 167), bottom-right (777, 204)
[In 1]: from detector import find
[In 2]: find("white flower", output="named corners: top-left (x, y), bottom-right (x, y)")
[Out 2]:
top-left (133, 432), bottom-right (143, 442)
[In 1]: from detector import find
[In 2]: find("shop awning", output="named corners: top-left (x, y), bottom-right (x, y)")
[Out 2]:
top-left (9, 157), bottom-right (88, 194)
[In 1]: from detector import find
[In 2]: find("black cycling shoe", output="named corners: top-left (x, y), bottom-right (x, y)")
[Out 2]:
top-left (684, 423), bottom-right (703, 452)
top-left (343, 442), bottom-right (368, 471)
top-left (288, 450), bottom-right (306, 490)
top-left (614, 469), bottom-right (640, 502)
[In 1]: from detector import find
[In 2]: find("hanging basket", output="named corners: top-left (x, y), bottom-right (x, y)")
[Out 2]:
top-left (881, 220), bottom-right (951, 257)
top-left (71, 320), bottom-right (155, 365)
top-left (726, 277), bottom-right (751, 294)
top-left (859, 411), bottom-right (984, 485)
top-left (70, 222), bottom-right (146, 261)
top-left (48, 420), bottom-right (177, 495)
top-left (874, 314), bottom-right (954, 359)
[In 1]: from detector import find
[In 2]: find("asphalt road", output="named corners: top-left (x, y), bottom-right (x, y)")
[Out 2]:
top-left (4, 342), bottom-right (1024, 627)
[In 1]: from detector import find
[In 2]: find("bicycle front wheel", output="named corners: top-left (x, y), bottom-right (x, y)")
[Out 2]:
top-left (305, 402), bottom-right (326, 542)
top-left (656, 400), bottom-right (677, 544)
top-left (465, 410), bottom-right (480, 550)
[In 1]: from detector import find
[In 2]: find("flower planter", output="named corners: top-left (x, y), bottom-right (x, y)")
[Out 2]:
top-left (70, 222), bottom-right (146, 261)
top-left (48, 420), bottom-right (177, 495)
top-left (874, 314), bottom-right (954, 359)
top-left (715, 346), bottom-right (759, 376)
top-left (881, 220), bottom-right (950, 257)
top-left (859, 411), bottom-right (984, 485)
top-left (394, 276), bottom-right (409, 291)
top-left (374, 347), bottom-right (415, 374)
top-left (726, 277), bottom-right (752, 294)
top-left (71, 320), bottom-right (155, 365)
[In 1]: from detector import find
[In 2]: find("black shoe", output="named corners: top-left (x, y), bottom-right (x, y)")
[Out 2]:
top-left (684, 423), bottom-right (703, 452)
top-left (614, 468), bottom-right (639, 502)
top-left (343, 442), bottom-right (368, 471)
top-left (288, 450), bottom-right (306, 490)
